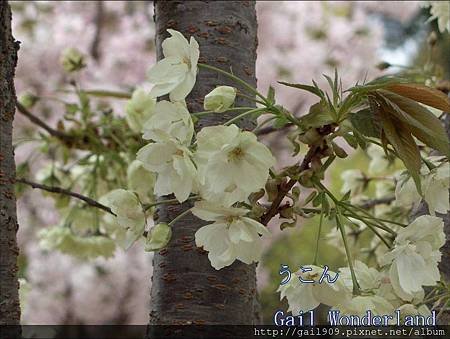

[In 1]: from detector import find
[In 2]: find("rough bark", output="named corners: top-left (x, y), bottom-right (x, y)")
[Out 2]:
top-left (0, 0), bottom-right (21, 326)
top-left (148, 0), bottom-right (259, 329)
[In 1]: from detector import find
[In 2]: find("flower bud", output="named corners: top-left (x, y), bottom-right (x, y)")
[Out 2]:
top-left (332, 142), bottom-right (348, 158)
top-left (265, 179), bottom-right (279, 202)
top-left (18, 91), bottom-right (38, 109)
top-left (376, 61), bottom-right (391, 71)
top-left (145, 223), bottom-right (172, 251)
top-left (126, 88), bottom-right (156, 133)
top-left (204, 86), bottom-right (236, 113)
top-left (60, 47), bottom-right (86, 73)
top-left (298, 128), bottom-right (321, 145)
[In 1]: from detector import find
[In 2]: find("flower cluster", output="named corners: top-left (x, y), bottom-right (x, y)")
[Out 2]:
top-left (280, 214), bottom-right (444, 319)
top-left (280, 139), bottom-right (448, 319)
top-left (106, 29), bottom-right (275, 270)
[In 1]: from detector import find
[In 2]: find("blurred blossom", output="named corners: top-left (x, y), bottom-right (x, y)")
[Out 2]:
top-left (256, 1), bottom-right (419, 112)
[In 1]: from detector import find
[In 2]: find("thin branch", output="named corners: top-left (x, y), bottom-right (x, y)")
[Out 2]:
top-left (90, 1), bottom-right (104, 61)
top-left (16, 178), bottom-right (115, 216)
top-left (16, 102), bottom-right (74, 143)
top-left (256, 123), bottom-right (293, 136)
top-left (359, 196), bottom-right (395, 209)
top-left (260, 145), bottom-right (318, 225)
top-left (260, 124), bottom-right (336, 225)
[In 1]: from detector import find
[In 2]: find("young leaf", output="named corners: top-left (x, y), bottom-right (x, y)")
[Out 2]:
top-left (349, 109), bottom-right (381, 138)
top-left (385, 83), bottom-right (450, 112)
top-left (300, 101), bottom-right (335, 128)
top-left (378, 109), bottom-right (422, 194)
top-left (267, 86), bottom-right (275, 105)
top-left (278, 81), bottom-right (324, 99)
top-left (377, 90), bottom-right (450, 157)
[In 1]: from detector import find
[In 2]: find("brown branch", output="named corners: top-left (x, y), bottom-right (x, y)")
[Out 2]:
top-left (359, 196), bottom-right (395, 209)
top-left (256, 122), bottom-right (293, 136)
top-left (260, 145), bottom-right (318, 225)
top-left (16, 102), bottom-right (74, 143)
top-left (260, 124), bottom-right (337, 225)
top-left (16, 178), bottom-right (115, 216)
top-left (90, 1), bottom-right (104, 61)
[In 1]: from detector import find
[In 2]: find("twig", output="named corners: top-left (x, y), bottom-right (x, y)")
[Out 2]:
top-left (16, 102), bottom-right (74, 143)
top-left (260, 145), bottom-right (318, 225)
top-left (359, 196), bottom-right (395, 209)
top-left (256, 123), bottom-right (293, 136)
top-left (90, 1), bottom-right (104, 61)
top-left (260, 124), bottom-right (336, 225)
top-left (16, 178), bottom-right (115, 216)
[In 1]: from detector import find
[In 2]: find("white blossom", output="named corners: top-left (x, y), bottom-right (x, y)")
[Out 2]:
top-left (195, 125), bottom-right (275, 205)
top-left (395, 162), bottom-right (450, 215)
top-left (101, 189), bottom-right (146, 234)
top-left (367, 144), bottom-right (389, 175)
top-left (100, 213), bottom-right (143, 250)
top-left (278, 265), bottom-right (349, 312)
top-left (192, 201), bottom-right (270, 270)
top-left (127, 160), bottom-right (156, 204)
top-left (145, 223), bottom-right (172, 251)
top-left (125, 88), bottom-right (156, 133)
top-left (333, 295), bottom-right (394, 317)
top-left (148, 29), bottom-right (199, 101)
top-left (339, 260), bottom-right (381, 293)
top-left (394, 304), bottom-right (431, 324)
top-left (204, 86), bottom-right (237, 113)
top-left (142, 100), bottom-right (194, 145)
top-left (380, 215), bottom-right (445, 300)
top-left (422, 163), bottom-right (450, 215)
top-left (137, 137), bottom-right (197, 202)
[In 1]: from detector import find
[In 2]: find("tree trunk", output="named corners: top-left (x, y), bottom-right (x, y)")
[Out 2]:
top-left (148, 0), bottom-right (259, 330)
top-left (0, 0), bottom-right (21, 327)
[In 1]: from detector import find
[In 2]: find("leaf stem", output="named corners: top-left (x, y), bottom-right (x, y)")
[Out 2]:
top-left (335, 210), bottom-right (361, 295)
top-left (168, 208), bottom-right (193, 227)
top-left (191, 106), bottom-right (255, 117)
top-left (236, 92), bottom-right (266, 105)
top-left (143, 195), bottom-right (199, 211)
top-left (313, 195), bottom-right (325, 265)
top-left (198, 63), bottom-right (268, 104)
top-left (223, 107), bottom-right (267, 126)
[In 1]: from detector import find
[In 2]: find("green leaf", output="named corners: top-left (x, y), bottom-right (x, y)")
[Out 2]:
top-left (273, 115), bottom-right (290, 129)
top-left (278, 81), bottom-right (324, 98)
top-left (349, 109), bottom-right (381, 138)
top-left (377, 90), bottom-right (450, 157)
top-left (341, 190), bottom-right (351, 203)
top-left (343, 133), bottom-right (358, 149)
top-left (267, 86), bottom-right (275, 105)
top-left (303, 191), bottom-right (317, 206)
top-left (385, 83), bottom-right (450, 112)
top-left (349, 75), bottom-right (408, 94)
top-left (65, 103), bottom-right (79, 115)
top-left (378, 109), bottom-right (422, 194)
top-left (322, 195), bottom-right (330, 215)
top-left (312, 192), bottom-right (324, 207)
top-left (300, 101), bottom-right (335, 128)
